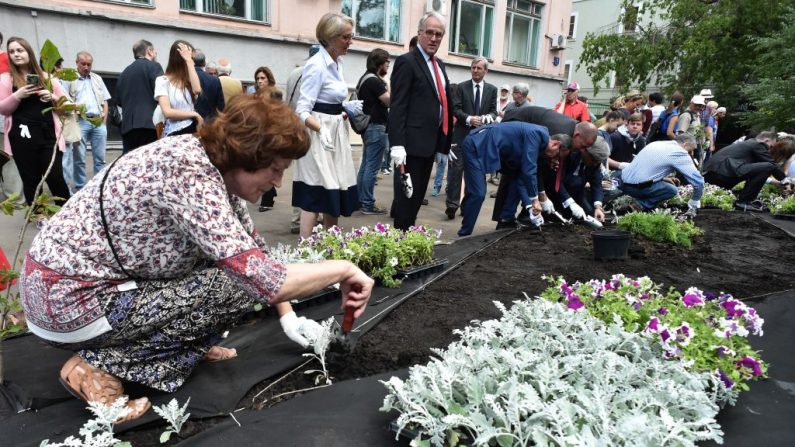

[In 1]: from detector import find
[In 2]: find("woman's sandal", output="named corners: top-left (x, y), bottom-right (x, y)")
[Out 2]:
top-left (204, 346), bottom-right (238, 363)
top-left (59, 355), bottom-right (150, 424)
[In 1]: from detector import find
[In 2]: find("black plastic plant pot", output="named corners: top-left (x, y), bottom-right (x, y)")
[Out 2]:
top-left (394, 258), bottom-right (449, 281)
top-left (591, 230), bottom-right (631, 260)
top-left (772, 213), bottom-right (795, 221)
top-left (388, 420), bottom-right (474, 446)
top-left (292, 287), bottom-right (341, 310)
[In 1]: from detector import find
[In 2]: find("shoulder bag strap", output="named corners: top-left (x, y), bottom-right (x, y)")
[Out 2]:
top-left (99, 156), bottom-right (136, 279)
top-left (288, 74), bottom-right (302, 106)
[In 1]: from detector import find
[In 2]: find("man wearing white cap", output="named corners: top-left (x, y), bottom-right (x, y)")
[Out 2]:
top-left (497, 84), bottom-right (511, 120)
top-left (554, 81), bottom-right (591, 122)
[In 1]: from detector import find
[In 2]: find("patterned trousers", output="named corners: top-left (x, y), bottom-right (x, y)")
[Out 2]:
top-left (58, 266), bottom-right (257, 392)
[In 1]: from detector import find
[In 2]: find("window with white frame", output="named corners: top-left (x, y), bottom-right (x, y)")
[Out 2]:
top-left (503, 0), bottom-right (544, 67)
top-left (568, 12), bottom-right (578, 39)
top-left (448, 0), bottom-right (494, 58)
top-left (179, 0), bottom-right (269, 22)
top-left (563, 60), bottom-right (572, 84)
top-left (341, 0), bottom-right (402, 43)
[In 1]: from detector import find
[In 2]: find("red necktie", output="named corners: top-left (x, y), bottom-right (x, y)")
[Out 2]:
top-left (431, 56), bottom-right (449, 135)
top-left (554, 156), bottom-right (566, 192)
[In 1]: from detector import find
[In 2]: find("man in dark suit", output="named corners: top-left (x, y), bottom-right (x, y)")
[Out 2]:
top-left (445, 56), bottom-right (498, 219)
top-left (499, 106), bottom-right (598, 222)
top-left (192, 49), bottom-right (224, 121)
top-left (388, 12), bottom-right (454, 230)
top-left (116, 39), bottom-right (164, 154)
top-left (704, 131), bottom-right (792, 211)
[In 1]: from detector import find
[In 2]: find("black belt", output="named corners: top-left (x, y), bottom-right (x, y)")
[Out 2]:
top-left (622, 180), bottom-right (653, 189)
top-left (312, 102), bottom-right (343, 115)
top-left (85, 114), bottom-right (101, 118)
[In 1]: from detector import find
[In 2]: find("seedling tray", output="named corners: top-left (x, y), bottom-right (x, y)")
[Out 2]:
top-left (291, 286), bottom-right (341, 310)
top-left (772, 213), bottom-right (795, 221)
top-left (394, 257), bottom-right (448, 281)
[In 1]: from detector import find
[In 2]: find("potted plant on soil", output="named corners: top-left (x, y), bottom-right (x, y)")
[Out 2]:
top-left (618, 210), bottom-right (704, 247)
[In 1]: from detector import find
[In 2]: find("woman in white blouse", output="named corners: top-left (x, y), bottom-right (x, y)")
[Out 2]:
top-left (155, 40), bottom-right (203, 137)
top-left (293, 13), bottom-right (363, 238)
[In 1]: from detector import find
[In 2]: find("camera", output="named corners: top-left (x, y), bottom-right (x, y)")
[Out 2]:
top-left (26, 74), bottom-right (40, 85)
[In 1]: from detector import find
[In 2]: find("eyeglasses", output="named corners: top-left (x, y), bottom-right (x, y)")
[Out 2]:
top-left (422, 29), bottom-right (445, 39)
top-left (338, 33), bottom-right (354, 41)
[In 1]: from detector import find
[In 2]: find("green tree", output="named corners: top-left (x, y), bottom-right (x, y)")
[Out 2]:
top-left (739, 8), bottom-right (795, 132)
top-left (579, 0), bottom-right (795, 130)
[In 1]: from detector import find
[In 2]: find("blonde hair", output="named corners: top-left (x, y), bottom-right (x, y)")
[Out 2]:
top-left (316, 13), bottom-right (354, 47)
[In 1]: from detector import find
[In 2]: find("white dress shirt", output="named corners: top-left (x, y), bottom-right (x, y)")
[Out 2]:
top-left (296, 46), bottom-right (349, 124)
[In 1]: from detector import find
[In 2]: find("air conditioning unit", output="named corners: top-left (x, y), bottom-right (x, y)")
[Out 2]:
top-left (426, 0), bottom-right (447, 16)
top-left (550, 34), bottom-right (567, 50)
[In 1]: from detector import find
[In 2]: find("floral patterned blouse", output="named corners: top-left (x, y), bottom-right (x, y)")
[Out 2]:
top-left (20, 135), bottom-right (286, 342)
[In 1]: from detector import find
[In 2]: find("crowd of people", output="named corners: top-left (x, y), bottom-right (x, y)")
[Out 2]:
top-left (2, 9), bottom-right (794, 424)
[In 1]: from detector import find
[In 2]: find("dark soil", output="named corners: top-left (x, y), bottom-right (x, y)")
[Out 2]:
top-left (121, 210), bottom-right (795, 444)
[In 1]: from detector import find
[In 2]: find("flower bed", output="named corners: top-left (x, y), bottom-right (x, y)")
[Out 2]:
top-left (540, 274), bottom-right (766, 394)
top-left (382, 298), bottom-right (726, 446)
top-left (299, 224), bottom-right (440, 287)
top-left (617, 211), bottom-right (704, 247)
top-left (665, 184), bottom-right (736, 210)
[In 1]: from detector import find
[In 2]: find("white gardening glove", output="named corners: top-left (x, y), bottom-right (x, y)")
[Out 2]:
top-left (687, 199), bottom-right (701, 210)
top-left (482, 115), bottom-right (494, 125)
top-left (297, 318), bottom-right (324, 347)
top-left (390, 146), bottom-right (407, 167)
top-left (540, 199), bottom-right (555, 214)
top-left (342, 99), bottom-right (363, 116)
top-left (781, 177), bottom-right (793, 186)
top-left (319, 127), bottom-right (334, 152)
top-left (618, 162), bottom-right (630, 170)
top-left (563, 198), bottom-right (586, 219)
top-left (527, 208), bottom-right (545, 227)
top-left (280, 311), bottom-right (310, 348)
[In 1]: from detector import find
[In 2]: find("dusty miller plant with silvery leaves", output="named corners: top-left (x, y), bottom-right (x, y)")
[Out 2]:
top-left (302, 317), bottom-right (336, 385)
top-left (152, 397), bottom-right (191, 443)
top-left (39, 397), bottom-right (133, 447)
top-left (381, 298), bottom-right (724, 447)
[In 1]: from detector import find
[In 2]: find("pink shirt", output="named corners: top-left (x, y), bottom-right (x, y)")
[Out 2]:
top-left (21, 135), bottom-right (286, 342)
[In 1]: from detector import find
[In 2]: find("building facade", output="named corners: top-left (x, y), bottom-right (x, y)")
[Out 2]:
top-left (566, 0), bottom-right (664, 114)
top-left (1, 0), bottom-right (574, 137)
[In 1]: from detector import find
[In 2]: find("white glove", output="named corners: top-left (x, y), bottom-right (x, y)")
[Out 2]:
top-left (540, 199), bottom-right (555, 214)
top-left (297, 318), bottom-right (324, 347)
top-left (390, 146), bottom-right (407, 166)
top-left (319, 127), bottom-right (334, 152)
top-left (342, 99), bottom-right (363, 116)
top-left (280, 311), bottom-right (310, 348)
top-left (782, 177), bottom-right (793, 186)
top-left (618, 162), bottom-right (630, 170)
top-left (482, 115), bottom-right (494, 124)
top-left (687, 199), bottom-right (701, 210)
top-left (527, 208), bottom-right (545, 227)
top-left (563, 198), bottom-right (586, 219)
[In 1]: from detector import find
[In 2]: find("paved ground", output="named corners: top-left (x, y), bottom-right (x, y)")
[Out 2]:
top-left (0, 146), bottom-right (503, 260)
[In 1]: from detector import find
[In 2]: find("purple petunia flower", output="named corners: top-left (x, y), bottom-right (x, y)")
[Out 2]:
top-left (682, 293), bottom-right (704, 307)
top-left (658, 307), bottom-right (668, 315)
top-left (717, 369), bottom-right (734, 388)
top-left (705, 291), bottom-right (717, 301)
top-left (567, 295), bottom-right (585, 310)
top-left (647, 317), bottom-right (660, 331)
top-left (659, 329), bottom-right (671, 343)
top-left (736, 356), bottom-right (763, 377)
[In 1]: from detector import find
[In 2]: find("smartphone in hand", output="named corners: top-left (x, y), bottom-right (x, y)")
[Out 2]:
top-left (26, 73), bottom-right (40, 86)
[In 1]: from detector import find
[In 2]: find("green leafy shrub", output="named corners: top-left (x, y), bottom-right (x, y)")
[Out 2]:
top-left (299, 224), bottom-right (439, 287)
top-left (770, 194), bottom-right (795, 214)
top-left (618, 211), bottom-right (704, 248)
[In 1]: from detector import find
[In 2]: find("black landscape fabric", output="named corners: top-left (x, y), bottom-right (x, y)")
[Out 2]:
top-left (0, 232), bottom-right (506, 447)
top-left (178, 370), bottom-right (410, 447)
